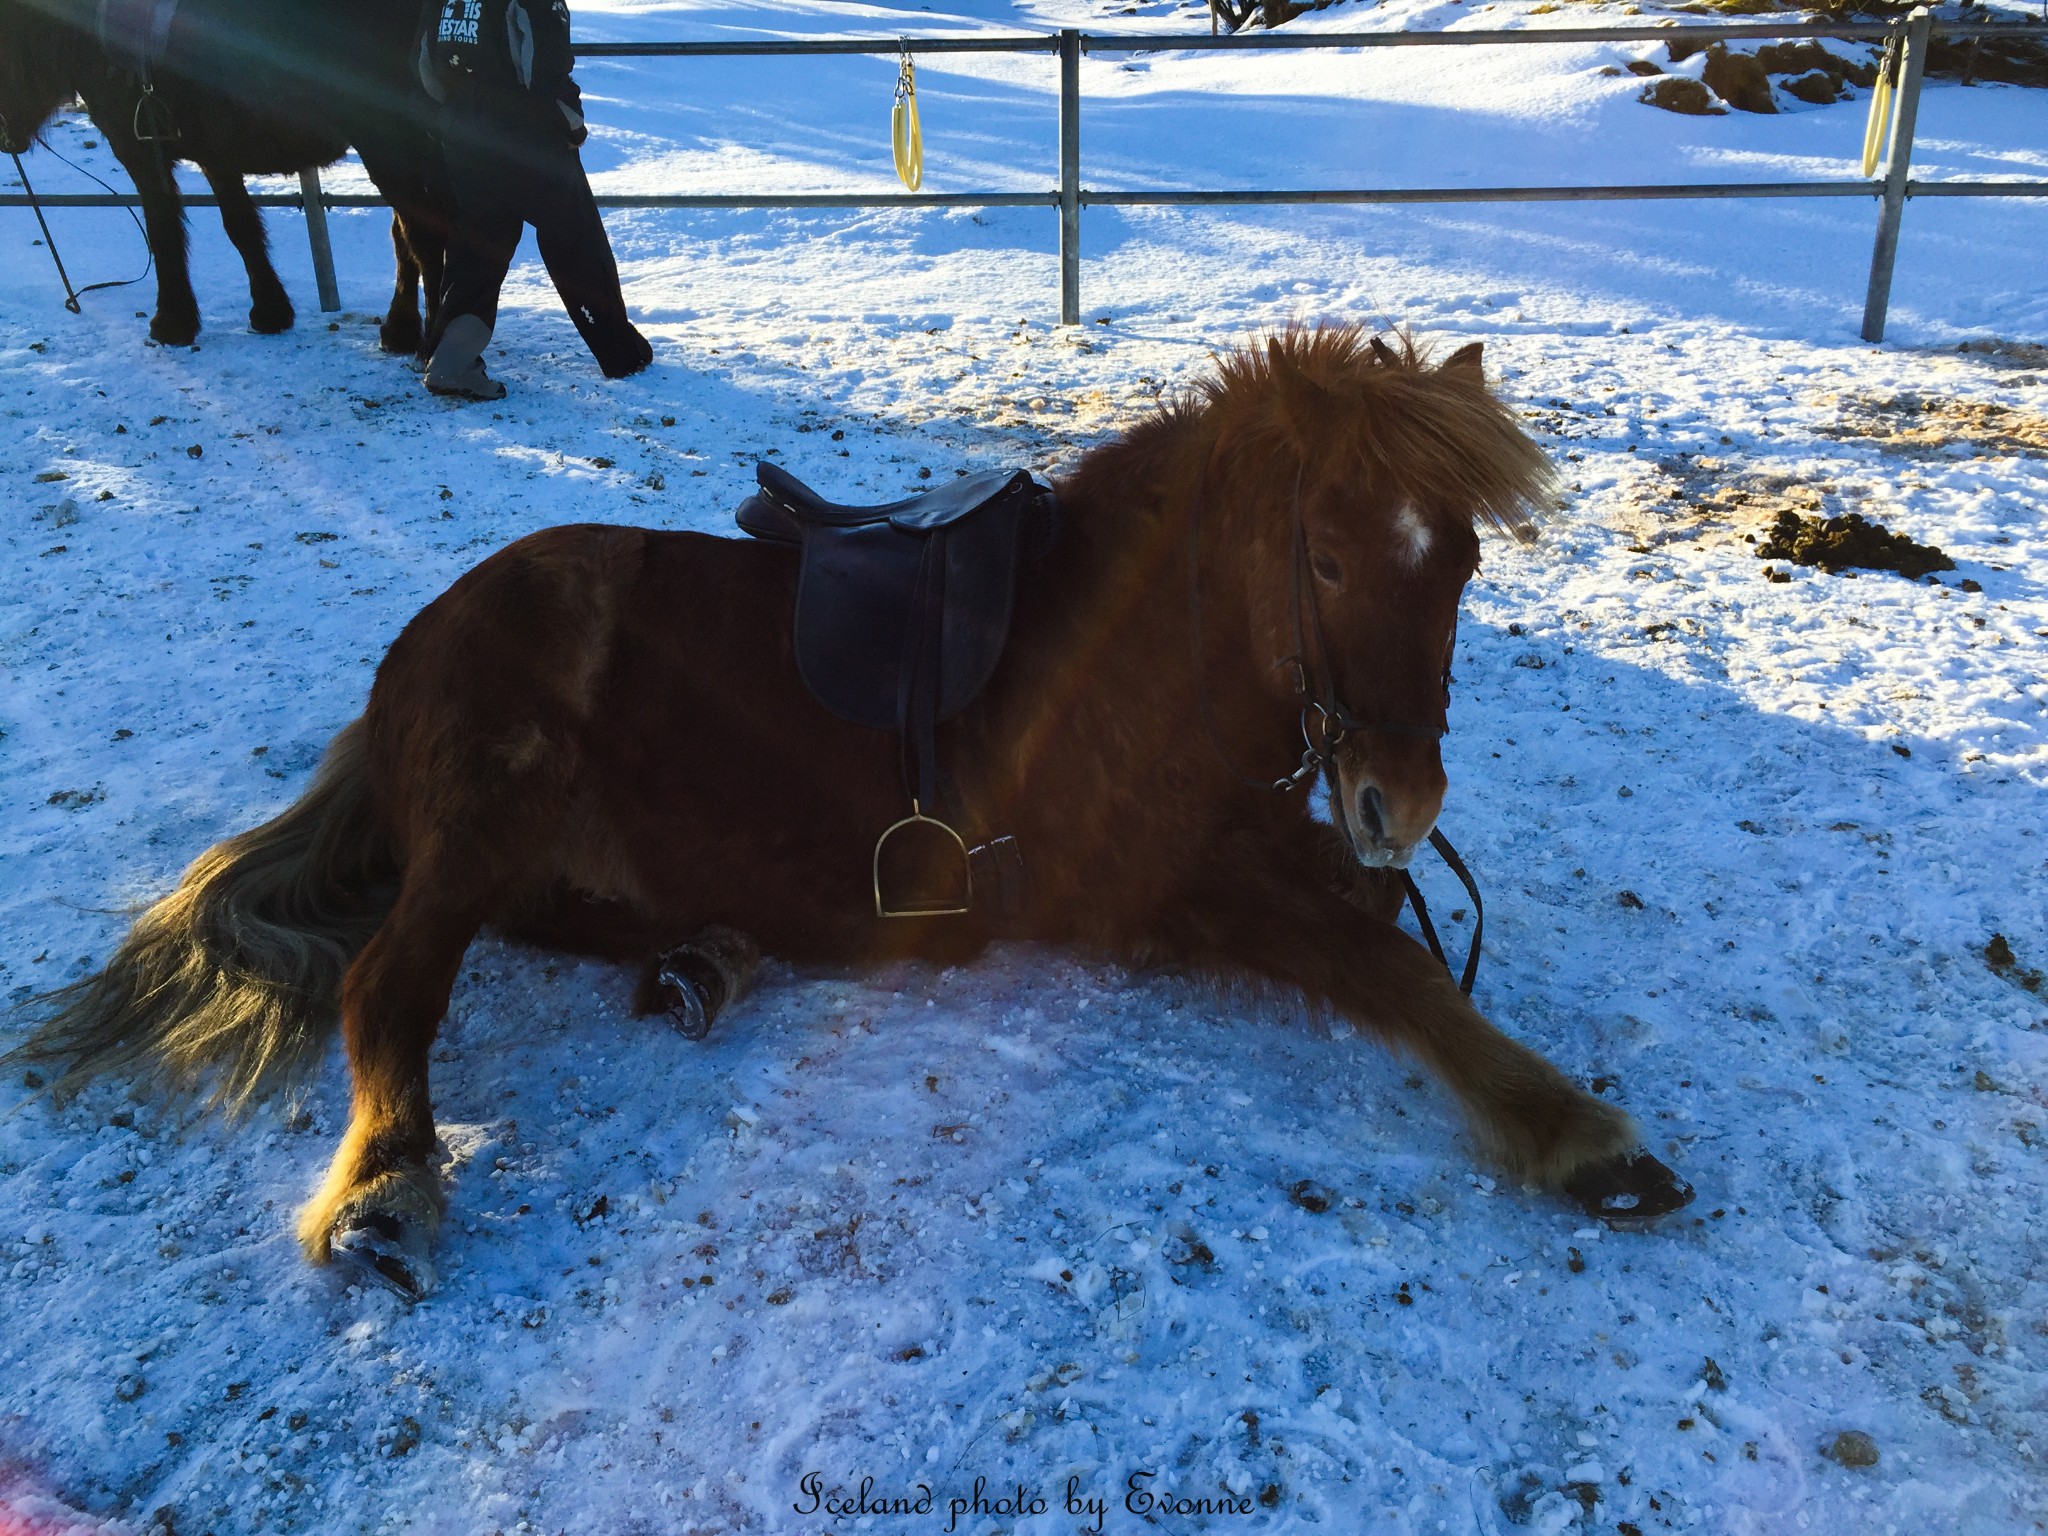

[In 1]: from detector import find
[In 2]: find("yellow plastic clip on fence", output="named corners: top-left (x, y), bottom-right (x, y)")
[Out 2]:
top-left (892, 48), bottom-right (923, 192)
top-left (1862, 36), bottom-right (1898, 179)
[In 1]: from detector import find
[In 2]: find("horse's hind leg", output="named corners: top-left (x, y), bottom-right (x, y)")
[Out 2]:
top-left (410, 212), bottom-right (447, 358)
top-left (295, 852), bottom-right (490, 1298)
top-left (498, 891), bottom-right (761, 1043)
top-left (379, 212), bottom-right (423, 356)
top-left (201, 166), bottom-right (293, 334)
top-left (634, 927), bottom-right (761, 1041)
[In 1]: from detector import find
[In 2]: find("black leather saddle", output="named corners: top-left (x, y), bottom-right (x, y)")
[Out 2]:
top-left (737, 460), bottom-right (1059, 917)
top-left (97, 0), bottom-right (182, 140)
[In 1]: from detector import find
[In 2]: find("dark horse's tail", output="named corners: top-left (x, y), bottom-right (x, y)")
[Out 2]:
top-left (9, 719), bottom-right (395, 1109)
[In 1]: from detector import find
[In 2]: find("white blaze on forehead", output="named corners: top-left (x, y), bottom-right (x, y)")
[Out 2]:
top-left (1394, 501), bottom-right (1433, 565)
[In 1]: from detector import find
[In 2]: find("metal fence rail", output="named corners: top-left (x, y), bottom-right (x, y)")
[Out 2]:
top-left (4, 11), bottom-right (2044, 338)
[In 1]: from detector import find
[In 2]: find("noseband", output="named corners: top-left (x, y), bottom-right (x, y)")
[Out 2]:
top-left (1184, 455), bottom-right (1484, 995)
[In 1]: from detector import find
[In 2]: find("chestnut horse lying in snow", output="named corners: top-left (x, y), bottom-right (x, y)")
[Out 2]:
top-left (18, 326), bottom-right (1693, 1298)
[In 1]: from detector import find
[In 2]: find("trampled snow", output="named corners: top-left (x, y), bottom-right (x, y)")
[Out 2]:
top-left (1, 0), bottom-right (2045, 1530)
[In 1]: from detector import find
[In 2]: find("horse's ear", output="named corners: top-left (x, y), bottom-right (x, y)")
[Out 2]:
top-left (1265, 337), bottom-right (1331, 426)
top-left (1441, 341), bottom-right (1485, 377)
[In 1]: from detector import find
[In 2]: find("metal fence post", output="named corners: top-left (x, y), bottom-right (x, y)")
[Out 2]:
top-left (1860, 5), bottom-right (1931, 344)
top-left (1058, 28), bottom-right (1081, 325)
top-left (299, 165), bottom-right (341, 313)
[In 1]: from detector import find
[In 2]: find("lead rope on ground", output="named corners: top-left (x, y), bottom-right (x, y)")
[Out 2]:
top-left (5, 124), bottom-right (155, 315)
top-left (8, 148), bottom-right (83, 313)
top-left (892, 44), bottom-right (923, 192)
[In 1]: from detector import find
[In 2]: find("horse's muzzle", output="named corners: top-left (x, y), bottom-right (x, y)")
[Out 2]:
top-left (1338, 768), bottom-right (1442, 869)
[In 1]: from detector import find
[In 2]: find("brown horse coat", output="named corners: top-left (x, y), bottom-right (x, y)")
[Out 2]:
top-left (18, 326), bottom-right (1692, 1297)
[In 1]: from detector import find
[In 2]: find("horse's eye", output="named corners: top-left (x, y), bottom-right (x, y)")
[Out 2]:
top-left (1309, 551), bottom-right (1343, 587)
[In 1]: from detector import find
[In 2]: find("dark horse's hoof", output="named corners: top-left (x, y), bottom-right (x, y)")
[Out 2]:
top-left (379, 309), bottom-right (423, 356)
top-left (149, 310), bottom-right (200, 347)
top-left (1564, 1150), bottom-right (1695, 1225)
top-left (330, 1210), bottom-right (436, 1300)
top-left (250, 298), bottom-right (295, 335)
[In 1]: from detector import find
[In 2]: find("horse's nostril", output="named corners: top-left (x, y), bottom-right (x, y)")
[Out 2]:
top-left (1356, 784), bottom-right (1387, 847)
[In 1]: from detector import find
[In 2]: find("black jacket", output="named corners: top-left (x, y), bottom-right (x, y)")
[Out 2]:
top-left (423, 0), bottom-right (582, 129)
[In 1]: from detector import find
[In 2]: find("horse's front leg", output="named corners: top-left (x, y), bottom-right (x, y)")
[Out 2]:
top-left (295, 855), bottom-right (487, 1298)
top-left (1133, 820), bottom-right (1691, 1220)
top-left (96, 106), bottom-right (199, 346)
top-left (200, 165), bottom-right (293, 334)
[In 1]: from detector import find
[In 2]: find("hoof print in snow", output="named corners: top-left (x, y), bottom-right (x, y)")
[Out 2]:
top-left (331, 1210), bottom-right (436, 1301)
top-left (1822, 1429), bottom-right (1880, 1468)
top-left (1564, 1149), bottom-right (1694, 1224)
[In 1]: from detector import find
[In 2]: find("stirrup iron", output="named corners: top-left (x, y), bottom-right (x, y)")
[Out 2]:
top-left (873, 801), bottom-right (972, 918)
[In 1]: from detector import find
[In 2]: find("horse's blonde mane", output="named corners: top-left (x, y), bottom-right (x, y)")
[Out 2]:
top-left (1191, 324), bottom-right (1556, 543)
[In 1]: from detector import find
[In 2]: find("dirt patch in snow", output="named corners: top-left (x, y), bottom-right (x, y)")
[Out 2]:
top-left (1950, 338), bottom-right (2048, 372)
top-left (1819, 394), bottom-right (2048, 459)
top-left (1614, 454), bottom-right (1854, 553)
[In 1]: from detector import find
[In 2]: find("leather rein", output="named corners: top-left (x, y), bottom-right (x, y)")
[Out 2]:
top-left (1184, 458), bottom-right (1486, 995)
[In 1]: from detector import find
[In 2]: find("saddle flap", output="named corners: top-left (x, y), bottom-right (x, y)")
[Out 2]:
top-left (740, 457), bottom-right (1060, 736)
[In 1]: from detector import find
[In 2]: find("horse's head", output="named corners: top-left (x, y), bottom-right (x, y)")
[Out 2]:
top-left (0, 0), bottom-right (86, 154)
top-left (1202, 327), bottom-right (1554, 867)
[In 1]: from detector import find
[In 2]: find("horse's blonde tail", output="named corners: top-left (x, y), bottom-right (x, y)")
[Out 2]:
top-left (9, 718), bottom-right (396, 1111)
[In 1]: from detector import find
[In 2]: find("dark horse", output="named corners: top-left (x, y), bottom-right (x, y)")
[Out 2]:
top-left (0, 0), bottom-right (443, 349)
top-left (17, 327), bottom-right (1694, 1298)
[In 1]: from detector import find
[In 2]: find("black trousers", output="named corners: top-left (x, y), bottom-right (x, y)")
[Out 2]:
top-left (432, 100), bottom-right (645, 375)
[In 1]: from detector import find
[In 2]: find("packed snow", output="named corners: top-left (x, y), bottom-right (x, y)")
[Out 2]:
top-left (2, 0), bottom-right (2045, 1530)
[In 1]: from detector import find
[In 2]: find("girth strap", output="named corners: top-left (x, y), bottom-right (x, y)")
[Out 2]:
top-left (896, 533), bottom-right (945, 811)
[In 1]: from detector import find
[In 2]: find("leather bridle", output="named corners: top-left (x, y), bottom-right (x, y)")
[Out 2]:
top-left (1184, 455), bottom-right (1485, 995)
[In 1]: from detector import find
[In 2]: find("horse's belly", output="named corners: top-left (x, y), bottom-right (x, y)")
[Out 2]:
top-left (576, 531), bottom-right (915, 948)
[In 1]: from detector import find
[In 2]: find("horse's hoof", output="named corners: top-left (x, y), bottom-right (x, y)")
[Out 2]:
top-left (645, 927), bottom-right (759, 1042)
top-left (250, 301), bottom-right (295, 335)
top-left (149, 313), bottom-right (200, 347)
top-left (1563, 1149), bottom-right (1695, 1225)
top-left (330, 1209), bottom-right (437, 1300)
top-left (379, 314), bottom-right (422, 355)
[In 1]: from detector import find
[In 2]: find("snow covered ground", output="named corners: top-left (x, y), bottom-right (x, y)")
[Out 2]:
top-left (3, 0), bottom-right (2046, 1530)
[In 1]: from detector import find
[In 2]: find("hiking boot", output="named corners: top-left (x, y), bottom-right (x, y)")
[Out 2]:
top-left (425, 314), bottom-right (507, 401)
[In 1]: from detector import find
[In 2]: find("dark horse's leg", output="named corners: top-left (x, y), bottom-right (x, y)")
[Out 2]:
top-left (1127, 815), bottom-right (1690, 1219)
top-left (92, 97), bottom-right (199, 345)
top-left (200, 165), bottom-right (294, 334)
top-left (379, 213), bottom-right (422, 356)
top-left (352, 130), bottom-right (450, 356)
top-left (407, 211), bottom-right (446, 358)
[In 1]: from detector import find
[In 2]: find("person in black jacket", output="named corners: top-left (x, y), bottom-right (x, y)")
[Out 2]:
top-left (420, 0), bottom-right (651, 399)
